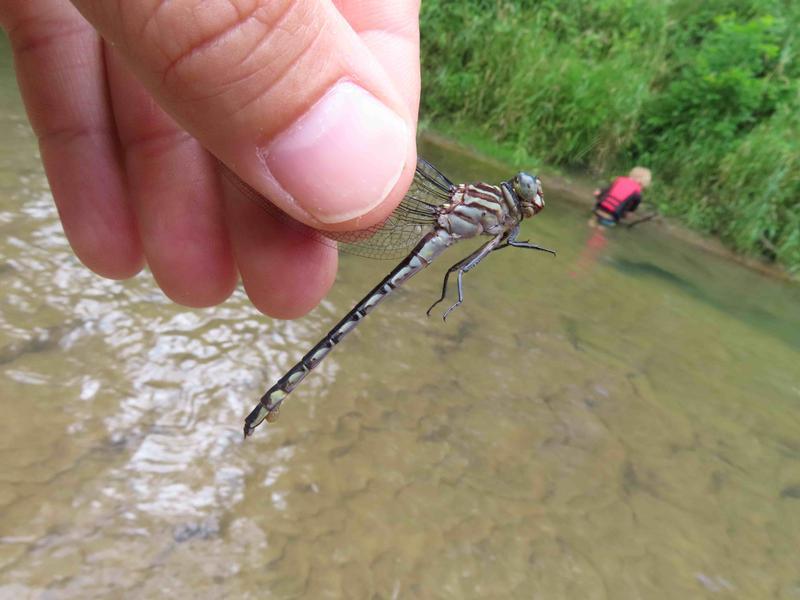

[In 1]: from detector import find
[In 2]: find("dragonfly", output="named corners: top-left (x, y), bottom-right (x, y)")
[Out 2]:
top-left (223, 157), bottom-right (555, 438)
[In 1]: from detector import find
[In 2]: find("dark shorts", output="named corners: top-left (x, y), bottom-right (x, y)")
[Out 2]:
top-left (593, 212), bottom-right (617, 228)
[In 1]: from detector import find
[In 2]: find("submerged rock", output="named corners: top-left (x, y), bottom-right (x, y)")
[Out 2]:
top-left (172, 517), bottom-right (221, 543)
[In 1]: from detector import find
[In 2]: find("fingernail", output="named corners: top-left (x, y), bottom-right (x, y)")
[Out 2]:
top-left (260, 81), bottom-right (408, 224)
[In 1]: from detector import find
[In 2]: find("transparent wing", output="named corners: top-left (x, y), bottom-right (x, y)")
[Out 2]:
top-left (412, 157), bottom-right (456, 200)
top-left (219, 158), bottom-right (455, 260)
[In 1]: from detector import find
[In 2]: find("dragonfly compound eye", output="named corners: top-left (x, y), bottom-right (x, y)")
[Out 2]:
top-left (514, 172), bottom-right (538, 202)
top-left (513, 172), bottom-right (544, 216)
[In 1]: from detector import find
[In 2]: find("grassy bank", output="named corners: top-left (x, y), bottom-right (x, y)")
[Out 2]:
top-left (419, 0), bottom-right (800, 273)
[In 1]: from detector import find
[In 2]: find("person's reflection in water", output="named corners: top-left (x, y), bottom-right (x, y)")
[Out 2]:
top-left (571, 225), bottom-right (609, 277)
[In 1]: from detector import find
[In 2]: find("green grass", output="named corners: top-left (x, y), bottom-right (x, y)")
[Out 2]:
top-left (419, 0), bottom-right (800, 272)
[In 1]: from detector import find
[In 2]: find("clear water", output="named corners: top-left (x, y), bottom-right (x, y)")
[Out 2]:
top-left (1, 38), bottom-right (799, 599)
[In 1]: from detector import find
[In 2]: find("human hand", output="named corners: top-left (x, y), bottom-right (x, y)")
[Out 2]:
top-left (0, 0), bottom-right (420, 318)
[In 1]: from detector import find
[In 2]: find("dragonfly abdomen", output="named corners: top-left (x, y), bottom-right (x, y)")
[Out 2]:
top-left (242, 229), bottom-right (454, 437)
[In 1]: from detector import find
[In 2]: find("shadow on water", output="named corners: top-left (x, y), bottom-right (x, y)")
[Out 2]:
top-left (0, 320), bottom-right (84, 365)
top-left (611, 257), bottom-right (800, 352)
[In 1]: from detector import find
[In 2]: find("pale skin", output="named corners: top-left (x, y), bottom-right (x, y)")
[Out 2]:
top-left (0, 0), bottom-right (421, 319)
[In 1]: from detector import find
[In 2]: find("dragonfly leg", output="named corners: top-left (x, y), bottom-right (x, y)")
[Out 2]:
top-left (439, 235), bottom-right (504, 321)
top-left (442, 269), bottom-right (466, 322)
top-left (427, 237), bottom-right (499, 317)
top-left (494, 226), bottom-right (556, 255)
top-left (507, 240), bottom-right (556, 255)
top-left (495, 239), bottom-right (556, 255)
top-left (426, 254), bottom-right (473, 317)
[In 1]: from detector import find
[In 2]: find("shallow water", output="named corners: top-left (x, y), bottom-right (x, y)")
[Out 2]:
top-left (1, 40), bottom-right (800, 599)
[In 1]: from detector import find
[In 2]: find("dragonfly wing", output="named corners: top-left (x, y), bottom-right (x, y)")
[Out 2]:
top-left (414, 157), bottom-right (456, 197)
top-left (331, 158), bottom-right (457, 258)
top-left (219, 157), bottom-right (454, 260)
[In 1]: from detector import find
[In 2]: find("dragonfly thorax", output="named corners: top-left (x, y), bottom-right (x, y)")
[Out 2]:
top-left (509, 172), bottom-right (545, 219)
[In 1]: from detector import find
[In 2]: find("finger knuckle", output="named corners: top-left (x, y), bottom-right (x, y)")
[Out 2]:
top-left (7, 14), bottom-right (89, 58)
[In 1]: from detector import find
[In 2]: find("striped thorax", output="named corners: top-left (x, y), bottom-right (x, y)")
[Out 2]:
top-left (438, 172), bottom-right (544, 240)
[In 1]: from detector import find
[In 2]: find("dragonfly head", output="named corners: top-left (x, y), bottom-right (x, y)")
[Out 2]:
top-left (511, 172), bottom-right (545, 218)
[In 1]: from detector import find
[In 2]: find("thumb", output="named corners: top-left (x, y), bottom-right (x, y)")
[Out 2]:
top-left (71, 0), bottom-right (418, 229)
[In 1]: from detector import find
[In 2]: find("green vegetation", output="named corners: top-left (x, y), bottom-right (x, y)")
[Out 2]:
top-left (419, 0), bottom-right (800, 271)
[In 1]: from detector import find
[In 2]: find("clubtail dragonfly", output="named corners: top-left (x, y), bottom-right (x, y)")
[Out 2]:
top-left (225, 158), bottom-right (554, 438)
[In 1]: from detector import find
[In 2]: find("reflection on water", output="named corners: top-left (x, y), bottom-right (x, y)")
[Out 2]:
top-left (2, 40), bottom-right (800, 599)
top-left (611, 256), bottom-right (800, 353)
